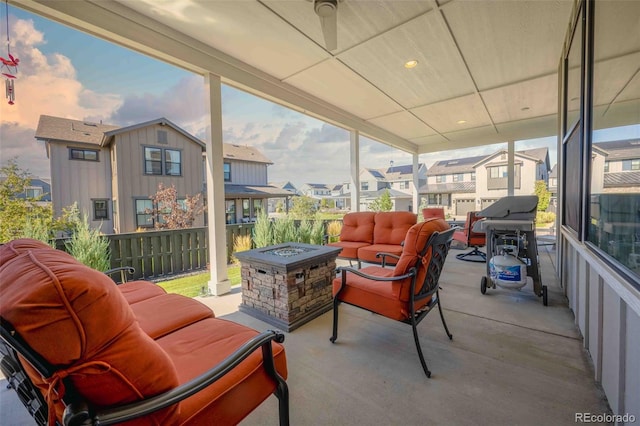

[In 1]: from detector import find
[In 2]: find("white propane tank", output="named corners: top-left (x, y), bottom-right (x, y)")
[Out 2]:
top-left (489, 252), bottom-right (527, 290)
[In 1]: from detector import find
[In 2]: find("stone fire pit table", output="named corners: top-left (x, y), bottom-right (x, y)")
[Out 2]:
top-left (235, 242), bottom-right (341, 332)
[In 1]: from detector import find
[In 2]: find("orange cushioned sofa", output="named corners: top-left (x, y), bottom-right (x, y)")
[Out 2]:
top-left (0, 239), bottom-right (288, 426)
top-left (327, 211), bottom-right (417, 267)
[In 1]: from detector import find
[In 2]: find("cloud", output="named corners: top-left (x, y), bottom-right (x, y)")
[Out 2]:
top-left (109, 75), bottom-right (205, 127)
top-left (0, 17), bottom-right (122, 177)
top-left (0, 122), bottom-right (50, 175)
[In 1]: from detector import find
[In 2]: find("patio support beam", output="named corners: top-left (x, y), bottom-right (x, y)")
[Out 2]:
top-left (508, 140), bottom-right (515, 196)
top-left (204, 73), bottom-right (231, 296)
top-left (350, 131), bottom-right (360, 212)
top-left (412, 154), bottom-right (420, 214)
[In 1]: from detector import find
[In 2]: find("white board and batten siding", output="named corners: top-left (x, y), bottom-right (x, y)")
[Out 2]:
top-left (226, 160), bottom-right (268, 186)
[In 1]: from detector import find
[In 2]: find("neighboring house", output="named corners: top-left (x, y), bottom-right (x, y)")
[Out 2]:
top-left (222, 145), bottom-right (292, 223)
top-left (36, 115), bottom-right (291, 232)
top-left (36, 115), bottom-right (206, 234)
top-left (421, 155), bottom-right (483, 217)
top-left (384, 163), bottom-right (427, 194)
top-left (594, 139), bottom-right (640, 194)
top-left (420, 148), bottom-right (550, 217)
top-left (0, 175), bottom-right (52, 209)
top-left (474, 147), bottom-right (550, 209)
top-left (267, 181), bottom-right (298, 213)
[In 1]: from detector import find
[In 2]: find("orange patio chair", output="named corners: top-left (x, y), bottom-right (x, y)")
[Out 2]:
top-left (453, 211), bottom-right (486, 262)
top-left (330, 218), bottom-right (455, 378)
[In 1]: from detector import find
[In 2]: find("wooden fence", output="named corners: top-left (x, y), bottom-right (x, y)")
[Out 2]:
top-left (57, 221), bottom-right (341, 281)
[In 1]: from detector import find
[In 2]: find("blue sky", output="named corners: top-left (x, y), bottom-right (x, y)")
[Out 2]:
top-left (1, 5), bottom-right (636, 187)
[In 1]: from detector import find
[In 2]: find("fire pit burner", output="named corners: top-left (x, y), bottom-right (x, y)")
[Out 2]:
top-left (263, 246), bottom-right (315, 257)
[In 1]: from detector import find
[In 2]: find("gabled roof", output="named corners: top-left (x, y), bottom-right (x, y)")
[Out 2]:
top-left (594, 139), bottom-right (640, 161)
top-left (103, 117), bottom-right (205, 149)
top-left (366, 169), bottom-right (386, 179)
top-left (35, 115), bottom-right (119, 145)
top-left (427, 155), bottom-right (486, 176)
top-left (473, 147), bottom-right (549, 168)
top-left (224, 144), bottom-right (273, 164)
top-left (303, 183), bottom-right (331, 189)
top-left (384, 163), bottom-right (424, 180)
top-left (270, 181), bottom-right (297, 191)
top-left (549, 164), bottom-right (558, 179)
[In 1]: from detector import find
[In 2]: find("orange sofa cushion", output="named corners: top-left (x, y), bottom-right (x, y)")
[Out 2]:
top-left (339, 212), bottom-right (376, 244)
top-left (332, 266), bottom-right (408, 320)
top-left (372, 212), bottom-right (417, 245)
top-left (157, 318), bottom-right (287, 425)
top-left (119, 280), bottom-right (168, 304)
top-left (0, 244), bottom-right (179, 425)
top-left (131, 293), bottom-right (214, 339)
top-left (356, 243), bottom-right (404, 265)
top-left (327, 241), bottom-right (371, 260)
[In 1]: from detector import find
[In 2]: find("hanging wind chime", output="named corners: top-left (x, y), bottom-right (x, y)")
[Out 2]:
top-left (1, 0), bottom-right (18, 105)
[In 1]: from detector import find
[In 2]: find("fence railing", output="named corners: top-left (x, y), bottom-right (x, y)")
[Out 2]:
top-left (56, 221), bottom-right (341, 281)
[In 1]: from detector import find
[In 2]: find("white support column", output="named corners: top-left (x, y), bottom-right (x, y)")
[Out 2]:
top-left (204, 73), bottom-right (231, 296)
top-left (508, 140), bottom-right (515, 196)
top-left (350, 130), bottom-right (360, 212)
top-left (412, 153), bottom-right (420, 214)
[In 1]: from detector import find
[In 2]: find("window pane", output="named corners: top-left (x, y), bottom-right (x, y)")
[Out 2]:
top-left (145, 147), bottom-right (162, 174)
top-left (587, 0), bottom-right (640, 280)
top-left (94, 200), bottom-right (108, 220)
top-left (165, 149), bottom-right (181, 175)
top-left (226, 200), bottom-right (236, 224)
top-left (136, 199), bottom-right (154, 227)
top-left (84, 150), bottom-right (97, 161)
top-left (242, 199), bottom-right (250, 217)
top-left (223, 162), bottom-right (231, 181)
top-left (70, 149), bottom-right (83, 159)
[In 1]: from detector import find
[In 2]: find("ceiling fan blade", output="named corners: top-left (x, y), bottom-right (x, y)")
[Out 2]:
top-left (319, 11), bottom-right (337, 51)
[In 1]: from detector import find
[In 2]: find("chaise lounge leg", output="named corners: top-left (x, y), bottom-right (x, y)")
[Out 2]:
top-left (411, 319), bottom-right (431, 378)
top-left (436, 291), bottom-right (453, 340)
top-left (275, 380), bottom-right (289, 426)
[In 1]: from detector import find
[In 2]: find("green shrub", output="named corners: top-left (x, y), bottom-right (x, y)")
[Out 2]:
top-left (273, 216), bottom-right (297, 244)
top-left (537, 211), bottom-right (556, 225)
top-left (297, 219), bottom-right (313, 244)
top-left (23, 217), bottom-right (54, 247)
top-left (65, 214), bottom-right (111, 271)
top-left (310, 220), bottom-right (325, 245)
top-left (253, 210), bottom-right (272, 248)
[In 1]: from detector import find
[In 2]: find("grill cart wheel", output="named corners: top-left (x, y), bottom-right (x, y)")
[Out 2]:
top-left (481, 276), bottom-right (487, 294)
top-left (542, 285), bottom-right (548, 306)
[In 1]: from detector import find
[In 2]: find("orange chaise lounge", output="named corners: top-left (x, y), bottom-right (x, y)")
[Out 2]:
top-left (0, 239), bottom-right (289, 426)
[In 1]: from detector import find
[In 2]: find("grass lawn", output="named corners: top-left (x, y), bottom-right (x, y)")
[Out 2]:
top-left (157, 264), bottom-right (241, 297)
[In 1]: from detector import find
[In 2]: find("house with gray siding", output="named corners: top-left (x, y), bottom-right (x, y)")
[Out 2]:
top-left (36, 115), bottom-right (290, 231)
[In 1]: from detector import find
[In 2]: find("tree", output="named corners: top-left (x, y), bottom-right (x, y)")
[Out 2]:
top-left (369, 189), bottom-right (393, 212)
top-left (0, 159), bottom-right (53, 243)
top-left (534, 180), bottom-right (551, 212)
top-left (148, 183), bottom-right (204, 229)
top-left (290, 195), bottom-right (317, 219)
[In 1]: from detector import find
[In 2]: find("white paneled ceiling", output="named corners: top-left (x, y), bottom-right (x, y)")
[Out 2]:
top-left (13, 0), bottom-right (637, 155)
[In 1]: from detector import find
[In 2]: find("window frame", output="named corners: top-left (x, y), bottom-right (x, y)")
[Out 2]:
top-left (69, 148), bottom-right (99, 161)
top-left (93, 199), bottom-right (109, 221)
top-left (164, 148), bottom-right (182, 176)
top-left (223, 162), bottom-right (231, 181)
top-left (135, 199), bottom-right (154, 228)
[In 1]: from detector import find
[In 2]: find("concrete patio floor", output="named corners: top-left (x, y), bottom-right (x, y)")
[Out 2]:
top-left (1, 242), bottom-right (610, 425)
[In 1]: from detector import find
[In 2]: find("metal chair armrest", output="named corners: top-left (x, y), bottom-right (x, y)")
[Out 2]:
top-left (103, 267), bottom-right (135, 284)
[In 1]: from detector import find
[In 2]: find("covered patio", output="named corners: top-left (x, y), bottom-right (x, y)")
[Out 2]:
top-left (1, 243), bottom-right (611, 424)
top-left (4, 0), bottom-right (640, 422)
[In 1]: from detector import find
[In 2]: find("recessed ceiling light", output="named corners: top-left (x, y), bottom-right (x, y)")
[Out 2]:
top-left (456, 120), bottom-right (467, 124)
top-left (521, 106), bottom-right (530, 111)
top-left (570, 97), bottom-right (579, 101)
top-left (404, 60), bottom-right (418, 69)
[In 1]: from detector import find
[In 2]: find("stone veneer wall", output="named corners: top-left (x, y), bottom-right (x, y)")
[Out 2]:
top-left (240, 258), bottom-right (337, 331)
